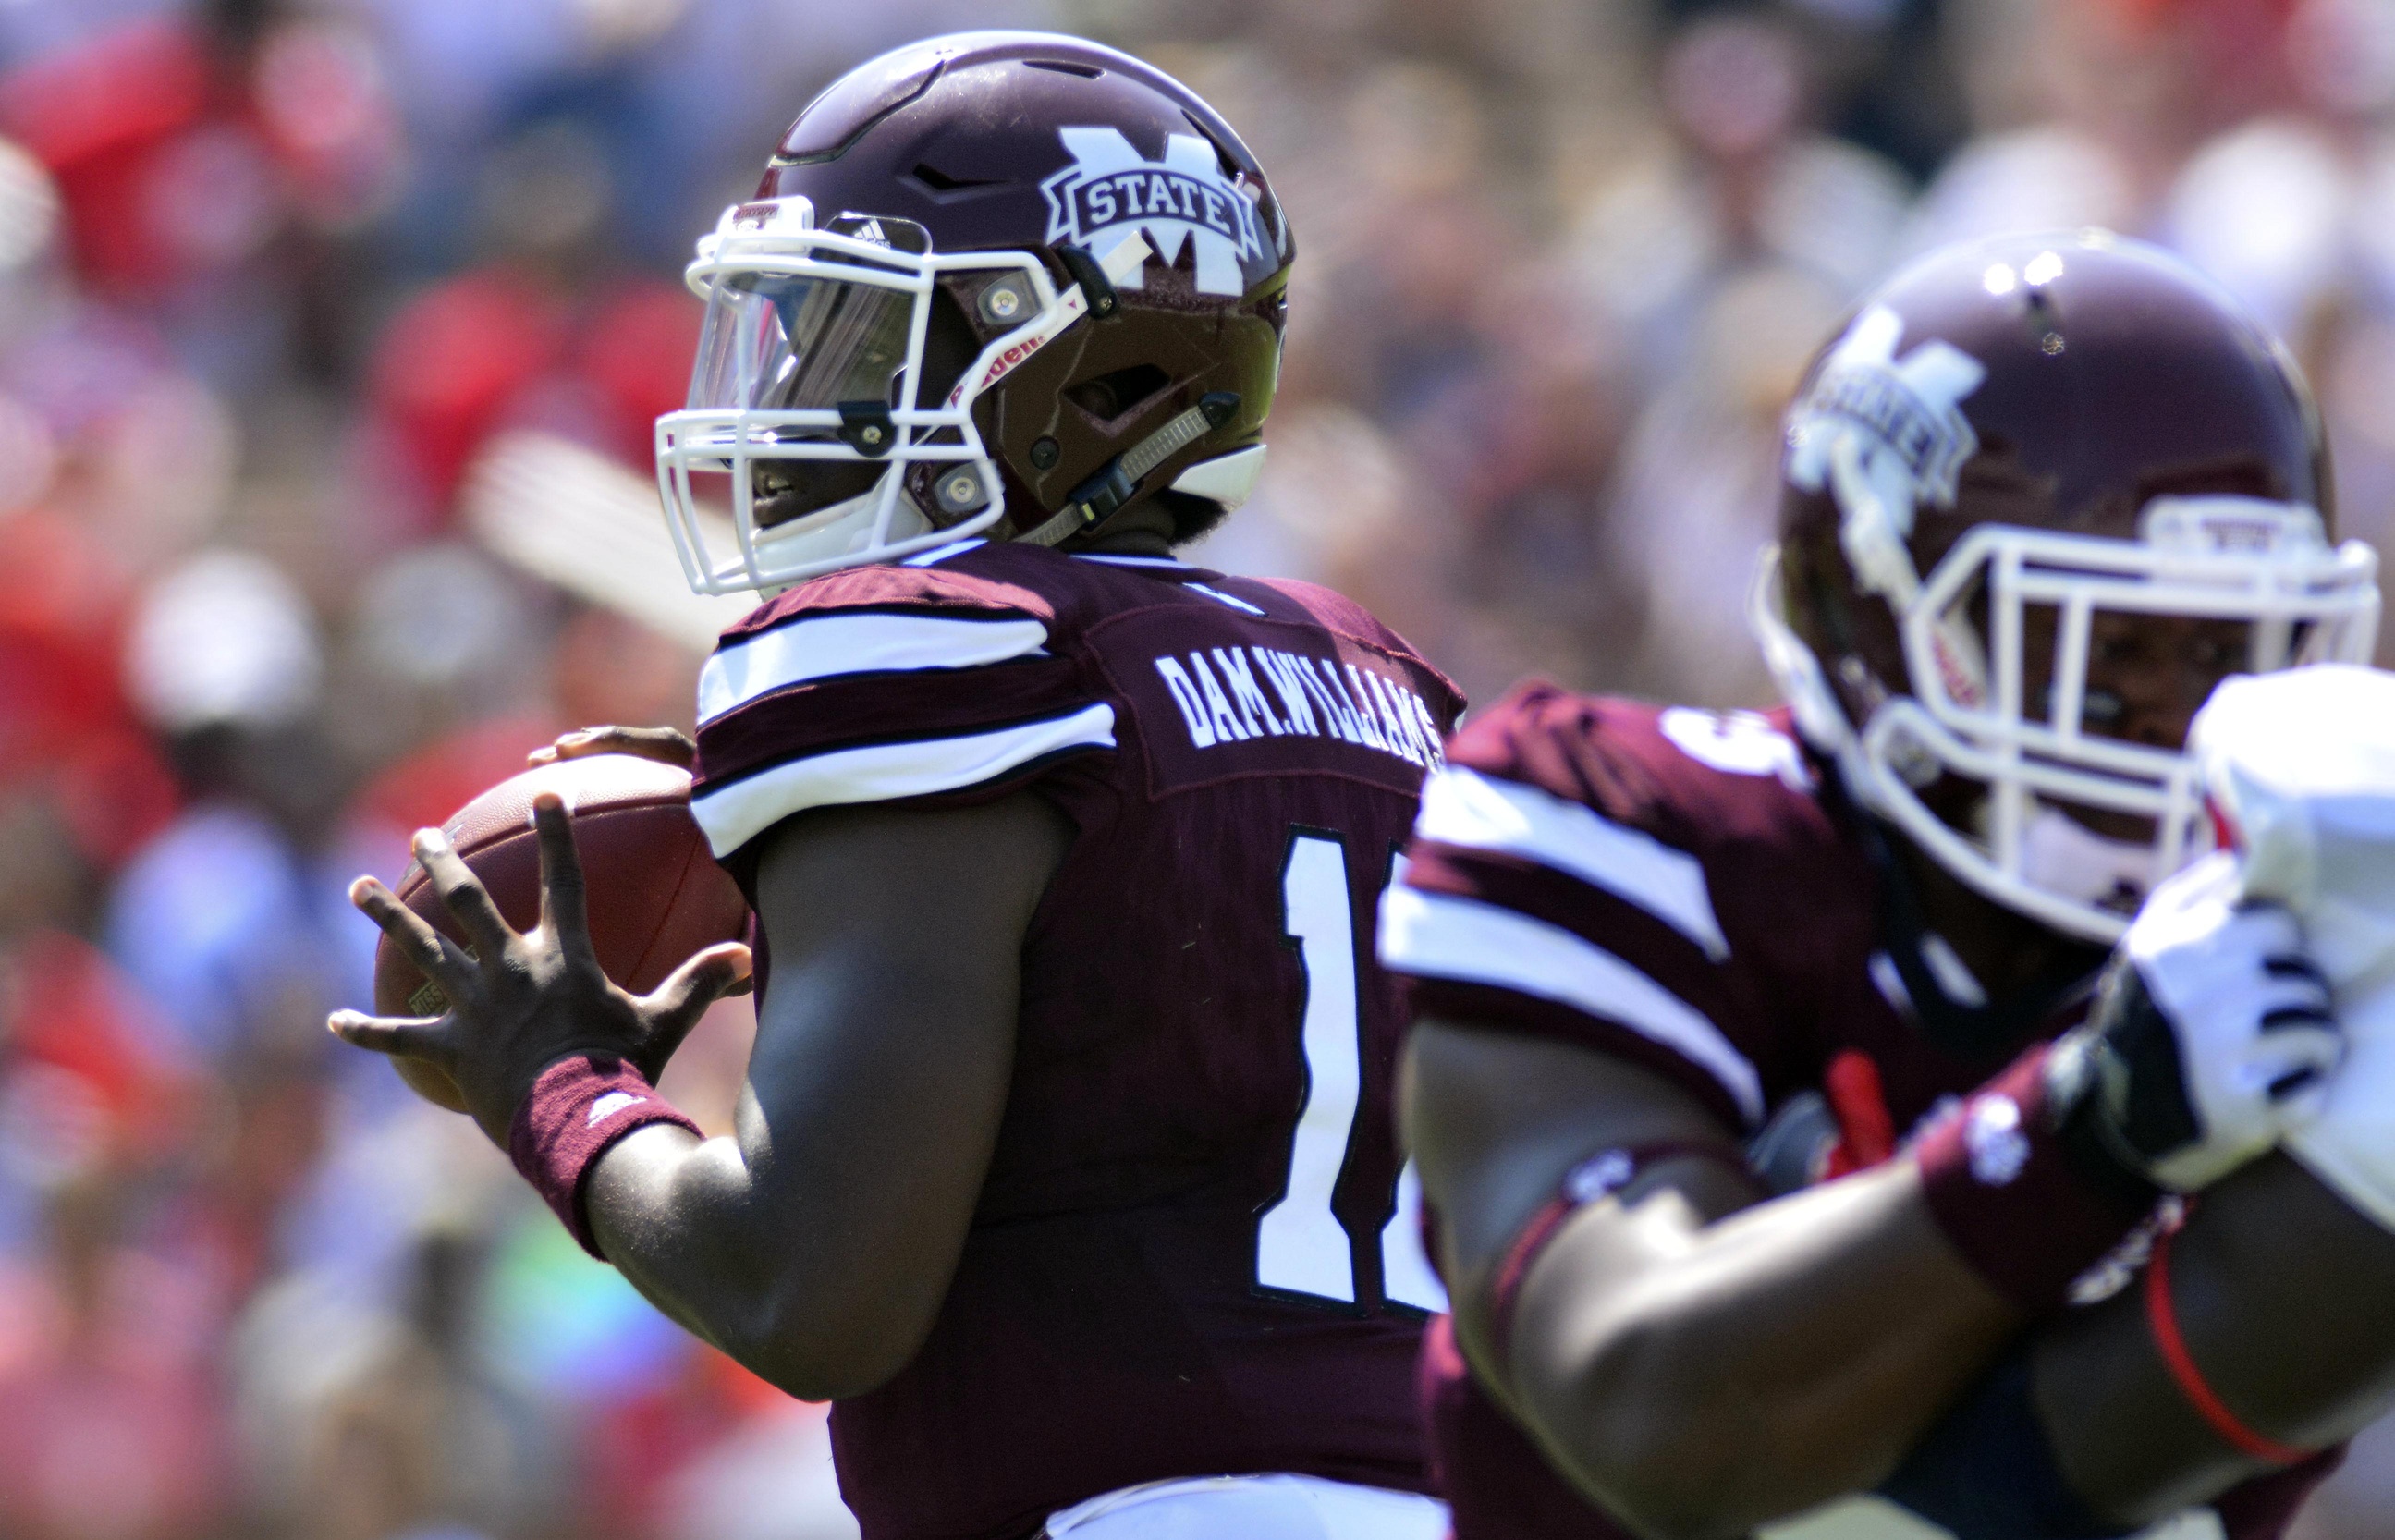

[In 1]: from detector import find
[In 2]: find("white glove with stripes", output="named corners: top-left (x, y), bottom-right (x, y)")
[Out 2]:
top-left (2052, 853), bottom-right (2341, 1193)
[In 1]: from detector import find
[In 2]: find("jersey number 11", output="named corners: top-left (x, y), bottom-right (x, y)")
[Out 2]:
top-left (1256, 830), bottom-right (1448, 1314)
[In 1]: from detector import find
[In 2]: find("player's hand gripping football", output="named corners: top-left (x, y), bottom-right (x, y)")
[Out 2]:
top-left (528, 725), bottom-right (695, 770)
top-left (2048, 851), bottom-right (2343, 1194)
top-left (331, 792), bottom-right (751, 1146)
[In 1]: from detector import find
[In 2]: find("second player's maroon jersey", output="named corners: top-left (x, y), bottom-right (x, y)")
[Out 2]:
top-left (1379, 680), bottom-right (2338, 1540)
top-left (689, 540), bottom-right (1462, 1540)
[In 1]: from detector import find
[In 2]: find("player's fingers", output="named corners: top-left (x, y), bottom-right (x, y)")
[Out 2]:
top-left (532, 725), bottom-right (696, 770)
top-left (413, 827), bottom-right (516, 956)
top-left (327, 1008), bottom-right (448, 1061)
top-left (528, 728), bottom-right (601, 766)
top-left (531, 792), bottom-right (596, 959)
top-left (644, 942), bottom-right (753, 1050)
top-left (349, 876), bottom-right (476, 988)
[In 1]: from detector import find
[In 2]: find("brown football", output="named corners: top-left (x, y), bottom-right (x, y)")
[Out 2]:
top-left (370, 753), bottom-right (750, 1112)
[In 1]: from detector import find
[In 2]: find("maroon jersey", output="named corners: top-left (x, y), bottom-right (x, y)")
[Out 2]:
top-left (1379, 680), bottom-right (2337, 1540)
top-left (689, 540), bottom-right (1463, 1540)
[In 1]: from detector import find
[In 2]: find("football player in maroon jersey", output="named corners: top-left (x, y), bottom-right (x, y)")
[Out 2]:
top-left (1381, 232), bottom-right (2395, 1540)
top-left (329, 32), bottom-right (1459, 1540)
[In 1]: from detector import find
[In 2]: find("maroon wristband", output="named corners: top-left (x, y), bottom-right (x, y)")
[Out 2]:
top-left (1915, 1044), bottom-right (2157, 1312)
top-left (507, 1053), bottom-right (701, 1259)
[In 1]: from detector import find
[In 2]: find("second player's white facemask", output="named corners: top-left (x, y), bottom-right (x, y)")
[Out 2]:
top-left (1757, 472), bottom-right (2380, 945)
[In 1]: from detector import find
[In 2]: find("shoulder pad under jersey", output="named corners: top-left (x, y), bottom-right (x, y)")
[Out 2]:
top-left (689, 544), bottom-right (1111, 860)
top-left (1382, 682), bottom-right (1871, 1130)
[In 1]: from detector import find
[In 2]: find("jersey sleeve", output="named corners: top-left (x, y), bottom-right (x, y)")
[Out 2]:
top-left (689, 560), bottom-right (1113, 864)
top-left (1378, 683), bottom-right (1787, 1131)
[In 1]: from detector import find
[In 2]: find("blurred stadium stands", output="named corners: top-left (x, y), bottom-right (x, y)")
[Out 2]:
top-left (0, 1), bottom-right (2392, 1535)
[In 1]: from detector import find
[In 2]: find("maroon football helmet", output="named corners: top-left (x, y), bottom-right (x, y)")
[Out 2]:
top-left (1754, 231), bottom-right (2380, 940)
top-left (654, 31), bottom-right (1293, 592)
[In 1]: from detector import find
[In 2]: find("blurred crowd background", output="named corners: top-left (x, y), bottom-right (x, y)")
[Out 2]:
top-left (3, 0), bottom-right (2395, 1536)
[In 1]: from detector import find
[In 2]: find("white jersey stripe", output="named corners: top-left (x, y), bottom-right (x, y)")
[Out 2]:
top-left (1187, 582), bottom-right (1267, 616)
top-left (690, 703), bottom-right (1118, 856)
top-left (901, 539), bottom-right (985, 567)
top-left (1378, 886), bottom-right (1764, 1126)
top-left (1414, 767), bottom-right (1730, 961)
top-left (699, 612), bottom-right (1050, 724)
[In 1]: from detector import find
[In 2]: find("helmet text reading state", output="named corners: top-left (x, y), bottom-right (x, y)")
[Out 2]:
top-left (1754, 232), bottom-right (2380, 941)
top-left (654, 31), bottom-right (1293, 593)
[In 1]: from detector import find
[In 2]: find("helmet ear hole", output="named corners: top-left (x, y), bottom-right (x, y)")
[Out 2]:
top-left (1062, 364), bottom-right (1172, 427)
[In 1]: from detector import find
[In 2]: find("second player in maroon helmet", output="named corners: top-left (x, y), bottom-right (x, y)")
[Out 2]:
top-left (1384, 234), bottom-right (2395, 1540)
top-left (1764, 232), bottom-right (2374, 945)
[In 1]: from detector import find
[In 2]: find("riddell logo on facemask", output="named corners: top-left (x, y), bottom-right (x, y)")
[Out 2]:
top-left (971, 335), bottom-right (1054, 395)
top-left (1041, 128), bottom-right (1265, 297)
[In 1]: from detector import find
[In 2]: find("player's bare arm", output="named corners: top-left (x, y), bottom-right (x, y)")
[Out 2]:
top-left (1405, 849), bottom-right (2356, 1537)
top-left (1394, 748), bottom-right (2355, 1540)
top-left (1405, 1021), bottom-right (2021, 1537)
top-left (337, 786), bottom-right (1072, 1400)
top-left (1409, 1018), bottom-right (2395, 1539)
top-left (1408, 846), bottom-right (2372, 1538)
top-left (2037, 1150), bottom-right (2395, 1522)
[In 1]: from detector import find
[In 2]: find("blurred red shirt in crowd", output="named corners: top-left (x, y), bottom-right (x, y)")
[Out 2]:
top-left (367, 272), bottom-right (698, 521)
top-left (0, 12), bottom-right (398, 297)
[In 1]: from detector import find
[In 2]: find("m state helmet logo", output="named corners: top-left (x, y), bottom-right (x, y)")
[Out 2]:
top-left (1782, 304), bottom-right (1995, 708)
top-left (1786, 305), bottom-right (1986, 518)
top-left (1041, 128), bottom-right (1266, 298)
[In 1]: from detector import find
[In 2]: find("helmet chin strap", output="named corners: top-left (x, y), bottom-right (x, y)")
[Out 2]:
top-left (1018, 392), bottom-right (1241, 549)
top-left (1849, 794), bottom-right (2110, 1063)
